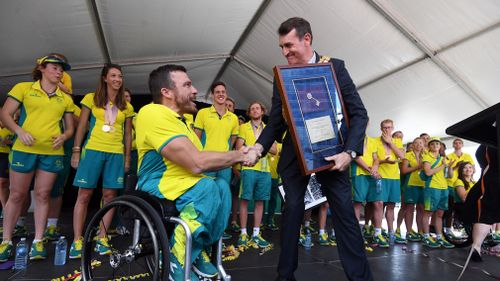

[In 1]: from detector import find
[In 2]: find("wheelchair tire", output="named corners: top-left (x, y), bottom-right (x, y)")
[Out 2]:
top-left (81, 196), bottom-right (170, 281)
top-left (445, 223), bottom-right (473, 248)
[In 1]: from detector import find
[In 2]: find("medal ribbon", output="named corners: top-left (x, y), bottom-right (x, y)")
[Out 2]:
top-left (104, 102), bottom-right (118, 127)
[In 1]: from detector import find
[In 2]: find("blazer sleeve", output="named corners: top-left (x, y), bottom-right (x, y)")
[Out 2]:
top-left (333, 59), bottom-right (368, 155)
top-left (256, 82), bottom-right (288, 156)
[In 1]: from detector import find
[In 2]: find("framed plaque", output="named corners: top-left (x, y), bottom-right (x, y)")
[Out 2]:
top-left (274, 63), bottom-right (349, 175)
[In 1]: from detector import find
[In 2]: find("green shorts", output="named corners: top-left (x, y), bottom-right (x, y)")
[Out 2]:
top-left (73, 149), bottom-right (124, 189)
top-left (381, 178), bottom-right (401, 203)
top-left (404, 185), bottom-right (424, 204)
top-left (424, 187), bottom-right (449, 212)
top-left (352, 175), bottom-right (373, 203)
top-left (204, 167), bottom-right (232, 186)
top-left (50, 138), bottom-right (74, 197)
top-left (239, 170), bottom-right (271, 201)
top-left (10, 151), bottom-right (63, 173)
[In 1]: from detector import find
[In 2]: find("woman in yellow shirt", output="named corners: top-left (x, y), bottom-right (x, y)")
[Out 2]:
top-left (69, 64), bottom-right (133, 259)
top-left (0, 55), bottom-right (74, 261)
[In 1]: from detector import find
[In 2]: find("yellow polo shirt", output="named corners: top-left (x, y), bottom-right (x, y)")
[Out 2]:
top-left (136, 104), bottom-right (205, 200)
top-left (8, 81), bottom-right (74, 155)
top-left (269, 143), bottom-right (282, 179)
top-left (80, 93), bottom-right (134, 154)
top-left (404, 151), bottom-right (425, 187)
top-left (355, 136), bottom-right (377, 176)
top-left (0, 127), bottom-right (14, 154)
top-left (453, 178), bottom-right (475, 195)
top-left (422, 152), bottom-right (447, 189)
top-left (374, 137), bottom-right (403, 180)
top-left (447, 152), bottom-right (475, 186)
top-left (238, 121), bottom-right (270, 172)
top-left (194, 106), bottom-right (239, 152)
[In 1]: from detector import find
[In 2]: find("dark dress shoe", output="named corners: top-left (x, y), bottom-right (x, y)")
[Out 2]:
top-left (471, 248), bottom-right (482, 262)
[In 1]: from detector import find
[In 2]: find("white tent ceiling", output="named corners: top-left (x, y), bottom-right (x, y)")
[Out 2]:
top-left (1, 0), bottom-right (500, 143)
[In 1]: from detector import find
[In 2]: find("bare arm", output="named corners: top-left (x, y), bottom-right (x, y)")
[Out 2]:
top-left (401, 158), bottom-right (420, 175)
top-left (423, 158), bottom-right (446, 177)
top-left (455, 186), bottom-right (467, 202)
top-left (194, 128), bottom-right (203, 141)
top-left (354, 157), bottom-right (371, 174)
top-left (0, 97), bottom-right (34, 146)
top-left (52, 112), bottom-right (74, 149)
top-left (71, 107), bottom-right (91, 168)
top-left (124, 117), bottom-right (132, 172)
top-left (161, 136), bottom-right (246, 174)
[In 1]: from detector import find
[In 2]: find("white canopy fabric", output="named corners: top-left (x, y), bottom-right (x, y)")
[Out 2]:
top-left (1, 0), bottom-right (499, 142)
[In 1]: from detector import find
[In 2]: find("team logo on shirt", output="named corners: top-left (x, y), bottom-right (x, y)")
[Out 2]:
top-left (56, 97), bottom-right (63, 103)
top-left (29, 92), bottom-right (41, 97)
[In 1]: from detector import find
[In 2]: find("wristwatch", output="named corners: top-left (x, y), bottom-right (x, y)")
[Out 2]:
top-left (345, 149), bottom-right (357, 159)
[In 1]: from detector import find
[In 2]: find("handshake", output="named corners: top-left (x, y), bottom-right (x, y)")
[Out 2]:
top-left (239, 144), bottom-right (263, 167)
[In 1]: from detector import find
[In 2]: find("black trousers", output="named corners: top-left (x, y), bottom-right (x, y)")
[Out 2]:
top-left (277, 161), bottom-right (373, 281)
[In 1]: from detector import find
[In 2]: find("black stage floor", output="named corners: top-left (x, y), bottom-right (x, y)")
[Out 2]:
top-left (1, 213), bottom-right (499, 281)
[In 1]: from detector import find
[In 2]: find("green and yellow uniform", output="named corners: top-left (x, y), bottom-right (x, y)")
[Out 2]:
top-left (194, 106), bottom-right (239, 183)
top-left (403, 151), bottom-right (425, 204)
top-left (422, 152), bottom-right (448, 211)
top-left (73, 93), bottom-right (134, 188)
top-left (7, 81), bottom-right (74, 173)
top-left (238, 121), bottom-right (271, 200)
top-left (136, 103), bottom-right (229, 266)
top-left (374, 137), bottom-right (403, 203)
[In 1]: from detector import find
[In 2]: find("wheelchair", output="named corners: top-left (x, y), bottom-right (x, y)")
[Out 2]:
top-left (80, 176), bottom-right (232, 281)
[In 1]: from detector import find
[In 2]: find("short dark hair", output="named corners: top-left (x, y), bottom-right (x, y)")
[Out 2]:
top-left (278, 17), bottom-right (313, 44)
top-left (210, 81), bottom-right (226, 93)
top-left (148, 64), bottom-right (187, 104)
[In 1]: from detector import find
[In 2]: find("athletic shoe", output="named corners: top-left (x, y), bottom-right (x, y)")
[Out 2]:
top-left (318, 233), bottom-right (335, 246)
top-left (13, 225), bottom-right (29, 238)
top-left (492, 232), bottom-right (500, 243)
top-left (29, 240), bottom-right (47, 260)
top-left (0, 226), bottom-right (3, 235)
top-left (363, 226), bottom-right (374, 239)
top-left (381, 229), bottom-right (389, 239)
top-left (422, 236), bottom-right (440, 248)
top-left (0, 241), bottom-right (13, 262)
top-left (230, 221), bottom-right (240, 232)
top-left (69, 237), bottom-right (83, 259)
top-left (437, 237), bottom-right (455, 249)
top-left (43, 225), bottom-right (60, 241)
top-left (364, 239), bottom-right (373, 252)
top-left (299, 233), bottom-right (314, 247)
top-left (267, 219), bottom-right (279, 231)
top-left (237, 233), bottom-right (248, 249)
top-left (406, 230), bottom-right (421, 242)
top-left (95, 237), bottom-right (112, 256)
top-left (192, 251), bottom-right (218, 278)
top-left (304, 225), bottom-right (318, 234)
top-left (394, 231), bottom-right (407, 244)
top-left (169, 253), bottom-right (200, 281)
top-left (249, 234), bottom-right (271, 249)
top-left (328, 233), bottom-right (337, 245)
top-left (222, 231), bottom-right (232, 240)
top-left (373, 234), bottom-right (389, 248)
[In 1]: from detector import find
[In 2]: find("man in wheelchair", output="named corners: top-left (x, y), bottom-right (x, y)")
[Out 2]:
top-left (135, 64), bottom-right (251, 280)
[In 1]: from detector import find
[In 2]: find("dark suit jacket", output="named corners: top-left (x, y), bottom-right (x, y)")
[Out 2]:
top-left (257, 53), bottom-right (368, 174)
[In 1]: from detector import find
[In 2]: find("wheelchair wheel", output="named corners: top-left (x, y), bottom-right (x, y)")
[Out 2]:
top-left (445, 222), bottom-right (473, 248)
top-left (81, 196), bottom-right (170, 281)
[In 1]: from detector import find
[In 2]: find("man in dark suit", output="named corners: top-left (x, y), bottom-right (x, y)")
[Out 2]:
top-left (245, 17), bottom-right (373, 281)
